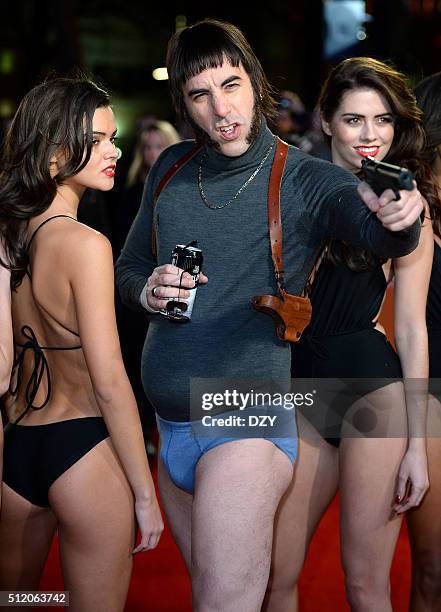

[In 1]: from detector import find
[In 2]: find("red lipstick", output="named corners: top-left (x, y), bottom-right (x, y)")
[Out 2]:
top-left (102, 164), bottom-right (116, 177)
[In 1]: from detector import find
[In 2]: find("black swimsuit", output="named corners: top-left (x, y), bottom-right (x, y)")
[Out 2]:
top-left (292, 244), bottom-right (402, 446)
top-left (2, 216), bottom-right (109, 507)
top-left (428, 241), bottom-right (441, 397)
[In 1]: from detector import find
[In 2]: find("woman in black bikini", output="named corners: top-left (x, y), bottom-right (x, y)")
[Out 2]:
top-left (407, 71), bottom-right (441, 611)
top-left (264, 58), bottom-right (436, 611)
top-left (0, 77), bottom-right (163, 611)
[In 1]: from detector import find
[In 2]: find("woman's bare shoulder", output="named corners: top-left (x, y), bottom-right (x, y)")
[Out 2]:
top-left (48, 219), bottom-right (112, 260)
top-left (28, 219), bottom-right (113, 288)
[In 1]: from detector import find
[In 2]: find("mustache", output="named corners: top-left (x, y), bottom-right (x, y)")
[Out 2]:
top-left (215, 118), bottom-right (243, 128)
top-left (185, 107), bottom-right (262, 150)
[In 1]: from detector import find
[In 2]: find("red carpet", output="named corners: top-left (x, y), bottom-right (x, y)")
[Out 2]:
top-left (40, 468), bottom-right (411, 611)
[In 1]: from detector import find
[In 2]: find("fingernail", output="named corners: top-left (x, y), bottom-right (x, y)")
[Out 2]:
top-left (396, 495), bottom-right (402, 503)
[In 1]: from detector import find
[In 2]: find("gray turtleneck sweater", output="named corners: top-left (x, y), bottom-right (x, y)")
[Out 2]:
top-left (115, 122), bottom-right (420, 421)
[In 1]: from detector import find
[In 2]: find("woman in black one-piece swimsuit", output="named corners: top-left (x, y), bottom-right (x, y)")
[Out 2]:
top-left (264, 58), bottom-right (437, 612)
top-left (406, 72), bottom-right (441, 612)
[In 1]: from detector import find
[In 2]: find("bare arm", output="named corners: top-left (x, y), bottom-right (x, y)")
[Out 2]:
top-left (68, 230), bottom-right (163, 551)
top-left (0, 239), bottom-right (13, 513)
top-left (392, 210), bottom-right (433, 513)
top-left (0, 242), bottom-right (13, 397)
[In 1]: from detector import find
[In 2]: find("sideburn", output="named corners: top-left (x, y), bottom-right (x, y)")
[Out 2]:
top-left (184, 103), bottom-right (263, 152)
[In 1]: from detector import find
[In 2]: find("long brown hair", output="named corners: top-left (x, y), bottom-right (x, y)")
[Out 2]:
top-left (319, 57), bottom-right (438, 269)
top-left (414, 72), bottom-right (441, 238)
top-left (0, 76), bottom-right (110, 288)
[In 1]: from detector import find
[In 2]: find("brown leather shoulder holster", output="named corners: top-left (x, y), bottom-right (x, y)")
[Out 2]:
top-left (251, 138), bottom-right (312, 342)
top-left (151, 143), bottom-right (203, 257)
top-left (152, 138), bottom-right (312, 342)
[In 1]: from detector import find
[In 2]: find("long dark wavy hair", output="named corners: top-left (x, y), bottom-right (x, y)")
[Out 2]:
top-left (414, 71), bottom-right (441, 238)
top-left (166, 18), bottom-right (277, 129)
top-left (319, 57), bottom-right (438, 270)
top-left (0, 76), bottom-right (110, 288)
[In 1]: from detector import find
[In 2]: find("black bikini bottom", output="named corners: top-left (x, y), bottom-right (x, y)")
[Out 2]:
top-left (3, 417), bottom-right (109, 507)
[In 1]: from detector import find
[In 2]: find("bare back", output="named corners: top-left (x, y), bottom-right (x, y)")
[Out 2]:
top-left (7, 216), bottom-right (104, 424)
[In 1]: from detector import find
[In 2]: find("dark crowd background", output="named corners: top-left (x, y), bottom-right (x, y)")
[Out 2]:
top-left (1, 0), bottom-right (440, 446)
top-left (2, 1), bottom-right (441, 161)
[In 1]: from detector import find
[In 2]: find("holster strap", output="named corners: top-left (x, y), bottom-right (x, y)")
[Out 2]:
top-left (151, 143), bottom-right (202, 257)
top-left (268, 138), bottom-right (289, 291)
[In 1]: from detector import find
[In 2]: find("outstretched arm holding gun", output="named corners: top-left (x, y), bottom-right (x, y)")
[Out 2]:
top-left (358, 156), bottom-right (422, 231)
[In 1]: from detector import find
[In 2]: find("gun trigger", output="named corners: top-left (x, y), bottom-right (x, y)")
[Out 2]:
top-left (393, 190), bottom-right (401, 201)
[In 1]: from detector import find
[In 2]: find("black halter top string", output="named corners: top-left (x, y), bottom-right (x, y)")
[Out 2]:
top-left (9, 325), bottom-right (81, 425)
top-left (26, 214), bottom-right (76, 250)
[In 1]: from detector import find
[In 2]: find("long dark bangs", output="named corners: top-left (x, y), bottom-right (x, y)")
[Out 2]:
top-left (167, 19), bottom-right (277, 121)
top-left (170, 44), bottom-right (242, 120)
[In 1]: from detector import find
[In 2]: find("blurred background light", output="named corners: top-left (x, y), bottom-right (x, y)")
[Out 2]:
top-left (152, 67), bottom-right (168, 81)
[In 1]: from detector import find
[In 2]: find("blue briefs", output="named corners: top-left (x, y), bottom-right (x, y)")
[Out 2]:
top-left (156, 411), bottom-right (298, 494)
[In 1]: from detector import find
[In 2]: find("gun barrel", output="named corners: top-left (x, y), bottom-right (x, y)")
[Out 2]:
top-left (374, 167), bottom-right (402, 179)
top-left (361, 157), bottom-right (414, 191)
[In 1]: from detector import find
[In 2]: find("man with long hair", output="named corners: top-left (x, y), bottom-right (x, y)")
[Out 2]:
top-left (116, 19), bottom-right (423, 610)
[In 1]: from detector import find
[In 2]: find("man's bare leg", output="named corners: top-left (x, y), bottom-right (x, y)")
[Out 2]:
top-left (191, 439), bottom-right (293, 612)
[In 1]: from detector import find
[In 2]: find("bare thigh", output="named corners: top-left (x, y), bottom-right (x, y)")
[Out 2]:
top-left (339, 437), bottom-right (405, 575)
top-left (191, 439), bottom-right (293, 612)
top-left (49, 438), bottom-right (136, 612)
top-left (408, 395), bottom-right (441, 543)
top-left (0, 484), bottom-right (57, 589)
top-left (339, 383), bottom-right (407, 603)
top-left (407, 395), bottom-right (441, 608)
top-left (0, 425), bottom-right (3, 511)
top-left (157, 456), bottom-right (193, 572)
top-left (262, 412), bottom-right (339, 612)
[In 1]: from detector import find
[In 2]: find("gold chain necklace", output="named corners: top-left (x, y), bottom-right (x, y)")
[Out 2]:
top-left (198, 140), bottom-right (274, 210)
